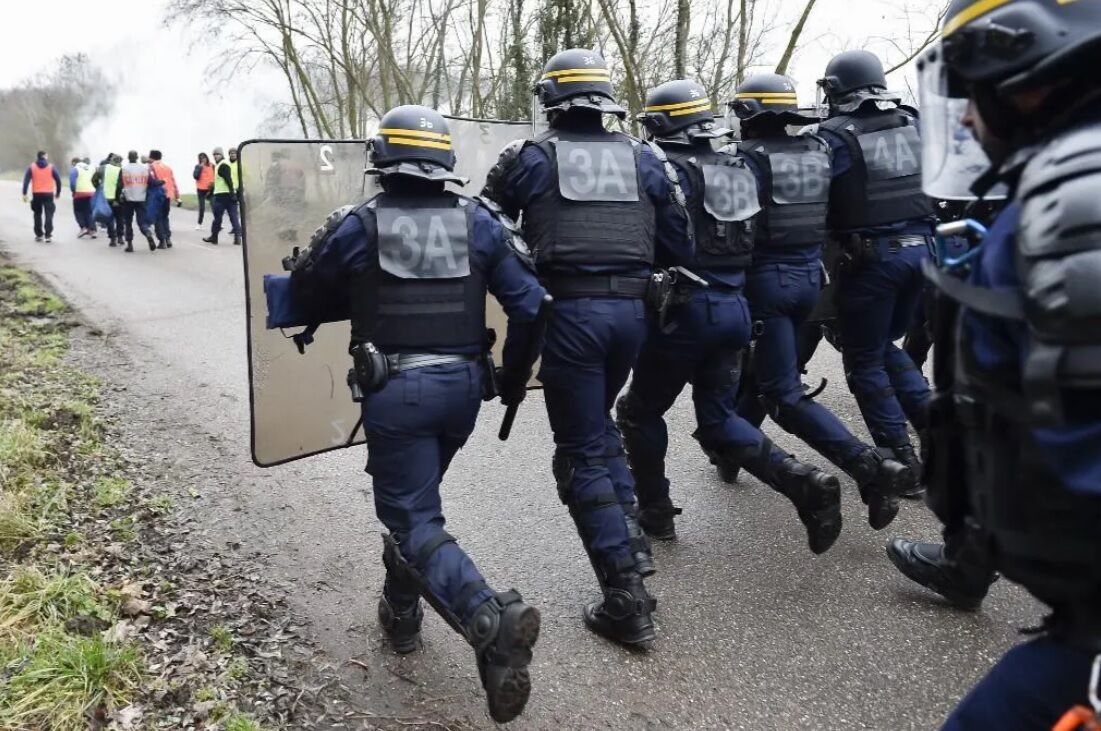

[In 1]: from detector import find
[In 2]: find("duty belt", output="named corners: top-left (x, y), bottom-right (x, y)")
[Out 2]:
top-left (844, 233), bottom-right (931, 261)
top-left (385, 353), bottom-right (478, 373)
top-left (545, 275), bottom-right (650, 300)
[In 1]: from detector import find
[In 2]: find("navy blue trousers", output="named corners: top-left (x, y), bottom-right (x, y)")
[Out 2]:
top-left (362, 362), bottom-right (494, 625)
top-left (836, 245), bottom-right (931, 447)
top-left (625, 289), bottom-right (784, 504)
top-left (538, 297), bottom-right (647, 573)
top-left (210, 193), bottom-right (240, 237)
top-left (942, 636), bottom-right (1098, 730)
top-left (737, 262), bottom-right (868, 468)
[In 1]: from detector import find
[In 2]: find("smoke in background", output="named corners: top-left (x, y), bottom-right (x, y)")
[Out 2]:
top-left (0, 55), bottom-right (116, 172)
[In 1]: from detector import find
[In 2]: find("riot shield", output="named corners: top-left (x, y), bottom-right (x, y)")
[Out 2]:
top-left (241, 118), bottom-right (531, 467)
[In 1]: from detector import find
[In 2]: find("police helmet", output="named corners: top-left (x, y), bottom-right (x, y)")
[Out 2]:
top-left (369, 105), bottom-right (464, 183)
top-left (817, 50), bottom-right (888, 99)
top-left (638, 79), bottom-right (728, 141)
top-left (534, 48), bottom-right (626, 117)
top-left (729, 73), bottom-right (816, 127)
top-left (940, 0), bottom-right (1101, 94)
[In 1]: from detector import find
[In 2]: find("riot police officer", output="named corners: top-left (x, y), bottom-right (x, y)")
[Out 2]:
top-left (482, 49), bottom-right (693, 649)
top-left (816, 51), bottom-right (934, 494)
top-left (615, 78), bottom-right (843, 554)
top-left (727, 73), bottom-right (912, 531)
top-left (913, 0), bottom-right (1101, 724)
top-left (287, 105), bottom-right (547, 723)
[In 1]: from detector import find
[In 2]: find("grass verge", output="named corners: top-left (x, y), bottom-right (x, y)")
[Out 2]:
top-left (0, 260), bottom-right (281, 730)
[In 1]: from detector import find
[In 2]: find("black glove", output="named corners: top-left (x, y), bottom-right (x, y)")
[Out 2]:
top-left (497, 368), bottom-right (528, 407)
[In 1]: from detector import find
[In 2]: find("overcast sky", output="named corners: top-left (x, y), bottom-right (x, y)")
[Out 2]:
top-left (2, 0), bottom-right (934, 171)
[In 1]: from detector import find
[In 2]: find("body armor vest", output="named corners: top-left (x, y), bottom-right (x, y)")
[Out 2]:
top-left (524, 129), bottom-right (656, 269)
top-left (664, 145), bottom-right (758, 270)
top-left (736, 135), bottom-right (830, 249)
top-left (820, 108), bottom-right (933, 230)
top-left (925, 122), bottom-right (1101, 607)
top-left (351, 192), bottom-right (486, 351)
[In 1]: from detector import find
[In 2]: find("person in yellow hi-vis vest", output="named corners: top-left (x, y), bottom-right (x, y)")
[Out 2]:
top-left (202, 146), bottom-right (241, 246)
top-left (92, 153), bottom-right (123, 247)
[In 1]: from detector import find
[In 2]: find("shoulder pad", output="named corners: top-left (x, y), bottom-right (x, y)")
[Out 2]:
top-left (1018, 125), bottom-right (1101, 262)
top-left (307, 204), bottom-right (355, 250)
top-left (473, 196), bottom-right (535, 271)
top-left (482, 138), bottom-right (529, 204)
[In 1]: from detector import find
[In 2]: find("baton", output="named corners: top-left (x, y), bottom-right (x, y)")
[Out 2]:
top-left (498, 294), bottom-right (553, 441)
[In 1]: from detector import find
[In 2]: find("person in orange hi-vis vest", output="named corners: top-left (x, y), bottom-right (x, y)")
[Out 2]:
top-left (21, 150), bottom-right (62, 242)
top-left (193, 152), bottom-right (215, 230)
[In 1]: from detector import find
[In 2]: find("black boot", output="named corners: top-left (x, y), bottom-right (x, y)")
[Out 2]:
top-left (888, 442), bottom-right (925, 499)
top-left (843, 449), bottom-right (910, 530)
top-left (768, 456), bottom-right (843, 555)
top-left (377, 595), bottom-right (423, 654)
top-left (156, 239), bottom-right (167, 249)
top-left (202, 234), bottom-right (219, 245)
top-left (233, 234), bottom-right (242, 246)
top-left (583, 570), bottom-right (656, 650)
top-left (124, 241), bottom-right (134, 253)
top-left (108, 238), bottom-right (117, 248)
top-left (703, 445), bottom-right (741, 484)
top-left (637, 496), bottom-right (681, 542)
top-left (146, 232), bottom-right (157, 251)
top-left (615, 392), bottom-right (677, 546)
top-left (735, 439), bottom-right (842, 554)
top-left (165, 237), bottom-right (172, 248)
top-left (466, 591), bottom-right (540, 724)
top-left (886, 539), bottom-right (995, 611)
top-left (621, 503), bottom-right (656, 575)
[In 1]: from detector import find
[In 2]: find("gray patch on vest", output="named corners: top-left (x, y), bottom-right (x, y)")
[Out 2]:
top-left (376, 207), bottom-right (470, 280)
top-left (702, 164), bottom-right (760, 222)
top-left (555, 141), bottom-right (639, 202)
top-left (768, 152), bottom-right (830, 205)
top-left (858, 126), bottom-right (921, 181)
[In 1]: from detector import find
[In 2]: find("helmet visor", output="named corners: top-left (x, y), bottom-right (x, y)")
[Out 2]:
top-left (918, 45), bottom-right (1007, 200)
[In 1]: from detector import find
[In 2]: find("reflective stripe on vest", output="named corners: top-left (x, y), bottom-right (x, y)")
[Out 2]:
top-left (29, 164), bottom-right (55, 194)
top-left (101, 164), bottom-right (121, 200)
top-left (120, 162), bottom-right (149, 202)
top-left (75, 164), bottom-right (95, 194)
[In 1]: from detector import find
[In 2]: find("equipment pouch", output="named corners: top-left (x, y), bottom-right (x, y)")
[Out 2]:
top-left (645, 270), bottom-right (674, 317)
top-left (349, 341), bottom-right (390, 398)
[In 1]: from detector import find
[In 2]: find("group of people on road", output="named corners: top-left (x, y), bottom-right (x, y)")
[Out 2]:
top-left (274, 1), bottom-right (1101, 723)
top-left (19, 146), bottom-right (242, 252)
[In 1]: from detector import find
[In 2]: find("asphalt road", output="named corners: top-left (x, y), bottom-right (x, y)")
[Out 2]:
top-left (0, 181), bottom-right (1042, 729)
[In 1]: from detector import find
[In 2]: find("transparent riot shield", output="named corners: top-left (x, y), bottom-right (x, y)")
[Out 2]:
top-left (242, 118), bottom-right (531, 467)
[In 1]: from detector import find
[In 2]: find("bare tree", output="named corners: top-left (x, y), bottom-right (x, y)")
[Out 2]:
top-left (0, 55), bottom-right (116, 172)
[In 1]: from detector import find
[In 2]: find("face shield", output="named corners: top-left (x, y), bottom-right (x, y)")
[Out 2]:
top-left (918, 45), bottom-right (1007, 201)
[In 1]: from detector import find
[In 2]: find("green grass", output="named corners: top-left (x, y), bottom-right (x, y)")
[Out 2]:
top-left (0, 493), bottom-right (39, 554)
top-left (209, 624), bottom-right (234, 653)
top-left (12, 283), bottom-right (66, 316)
top-left (179, 192), bottom-right (199, 210)
top-left (93, 477), bottom-right (131, 510)
top-left (144, 495), bottom-right (175, 515)
top-left (0, 631), bottom-right (144, 731)
top-left (0, 419), bottom-right (50, 490)
top-left (223, 714), bottom-right (267, 731)
top-left (0, 567), bottom-right (109, 632)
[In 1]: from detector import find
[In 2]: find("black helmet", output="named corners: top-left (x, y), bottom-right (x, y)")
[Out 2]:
top-left (534, 48), bottom-right (626, 117)
top-left (729, 73), bottom-right (815, 126)
top-left (368, 105), bottom-right (463, 182)
top-left (638, 79), bottom-right (728, 141)
top-left (817, 50), bottom-right (888, 99)
top-left (940, 0), bottom-right (1101, 94)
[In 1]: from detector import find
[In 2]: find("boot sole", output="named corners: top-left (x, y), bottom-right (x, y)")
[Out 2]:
top-left (885, 544), bottom-right (985, 612)
top-left (485, 604), bottom-right (540, 723)
top-left (800, 475), bottom-right (842, 555)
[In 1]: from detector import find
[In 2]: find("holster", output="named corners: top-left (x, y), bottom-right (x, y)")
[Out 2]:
top-left (349, 341), bottom-right (390, 399)
top-left (648, 267), bottom-right (708, 333)
top-left (481, 328), bottom-right (500, 401)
